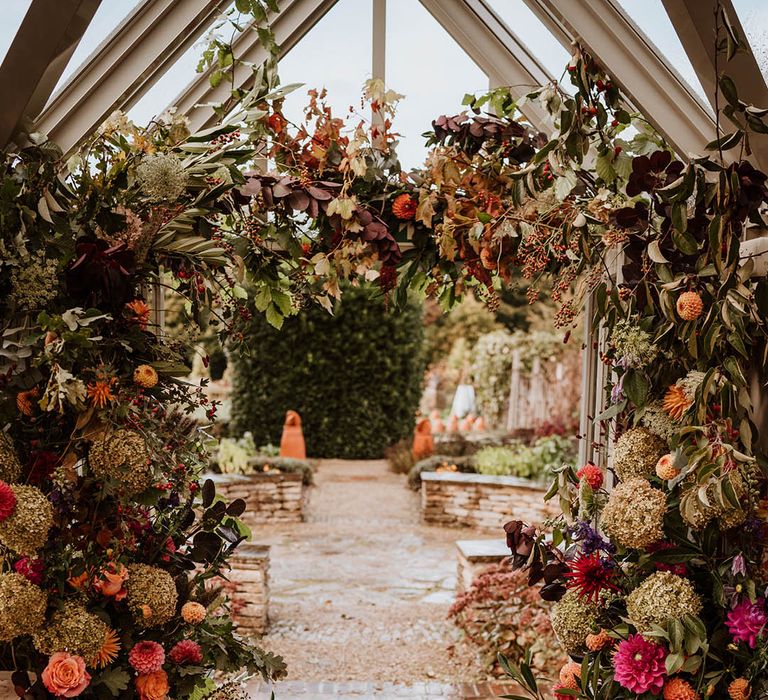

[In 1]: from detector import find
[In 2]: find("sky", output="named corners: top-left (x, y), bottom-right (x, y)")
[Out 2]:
top-left (1, 0), bottom-right (767, 170)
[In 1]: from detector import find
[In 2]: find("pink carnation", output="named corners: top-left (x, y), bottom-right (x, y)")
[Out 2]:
top-left (14, 556), bottom-right (44, 585)
top-left (612, 634), bottom-right (667, 695)
top-left (169, 639), bottom-right (202, 665)
top-left (726, 598), bottom-right (768, 648)
top-left (128, 641), bottom-right (165, 674)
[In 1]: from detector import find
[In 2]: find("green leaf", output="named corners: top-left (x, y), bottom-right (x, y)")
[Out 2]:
top-left (705, 130), bottom-right (743, 151)
top-left (265, 303), bottom-right (284, 329)
top-left (719, 75), bottom-right (739, 108)
top-left (623, 370), bottom-right (648, 408)
top-left (94, 669), bottom-right (130, 697)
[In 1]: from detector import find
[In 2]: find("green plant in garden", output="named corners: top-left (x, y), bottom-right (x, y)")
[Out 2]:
top-left (230, 285), bottom-right (424, 458)
top-left (475, 436), bottom-right (576, 482)
top-left (407, 455), bottom-right (477, 490)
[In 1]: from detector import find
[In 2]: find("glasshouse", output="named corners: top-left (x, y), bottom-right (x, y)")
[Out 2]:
top-left (1, 0), bottom-right (768, 698)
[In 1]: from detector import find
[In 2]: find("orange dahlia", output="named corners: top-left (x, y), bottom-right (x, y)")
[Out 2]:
top-left (16, 387), bottom-right (39, 417)
top-left (87, 378), bottom-right (117, 409)
top-left (126, 299), bottom-right (151, 330)
top-left (655, 454), bottom-right (679, 480)
top-left (559, 662), bottom-right (581, 688)
top-left (676, 291), bottom-right (704, 321)
top-left (664, 678), bottom-right (699, 700)
top-left (585, 628), bottom-right (612, 651)
top-left (97, 628), bottom-right (121, 668)
top-left (133, 365), bottom-right (158, 389)
top-left (663, 384), bottom-right (691, 420)
top-left (392, 193), bottom-right (417, 220)
top-left (728, 678), bottom-right (751, 700)
top-left (181, 601), bottom-right (206, 624)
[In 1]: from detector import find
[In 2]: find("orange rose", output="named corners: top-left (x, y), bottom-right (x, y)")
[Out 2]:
top-left (135, 670), bottom-right (169, 700)
top-left (42, 652), bottom-right (91, 698)
top-left (94, 562), bottom-right (129, 601)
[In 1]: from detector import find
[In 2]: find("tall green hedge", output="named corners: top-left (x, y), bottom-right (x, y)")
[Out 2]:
top-left (231, 286), bottom-right (424, 458)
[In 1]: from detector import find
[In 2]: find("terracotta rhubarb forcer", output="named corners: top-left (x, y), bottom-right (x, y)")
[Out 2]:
top-left (280, 410), bottom-right (306, 459)
top-left (412, 418), bottom-right (434, 459)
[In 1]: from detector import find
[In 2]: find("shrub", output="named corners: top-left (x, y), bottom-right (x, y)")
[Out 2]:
top-left (449, 562), bottom-right (564, 675)
top-left (385, 438), bottom-right (416, 474)
top-left (474, 435), bottom-right (576, 482)
top-left (212, 433), bottom-right (314, 485)
top-left (407, 454), bottom-right (476, 490)
top-left (231, 285), bottom-right (424, 458)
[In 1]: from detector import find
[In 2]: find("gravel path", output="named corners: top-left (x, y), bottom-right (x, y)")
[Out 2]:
top-left (252, 459), bottom-right (494, 685)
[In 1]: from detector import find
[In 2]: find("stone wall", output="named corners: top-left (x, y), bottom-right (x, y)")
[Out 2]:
top-left (227, 542), bottom-right (270, 635)
top-left (421, 471), bottom-right (555, 530)
top-left (455, 539), bottom-right (510, 593)
top-left (208, 472), bottom-right (305, 525)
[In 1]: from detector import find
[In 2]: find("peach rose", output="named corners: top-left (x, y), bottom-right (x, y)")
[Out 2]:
top-left (135, 670), bottom-right (169, 700)
top-left (94, 562), bottom-right (129, 600)
top-left (42, 652), bottom-right (91, 698)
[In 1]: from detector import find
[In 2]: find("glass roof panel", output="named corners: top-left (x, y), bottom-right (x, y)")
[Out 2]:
top-left (486, 0), bottom-right (571, 82)
top-left (0, 1), bottom-right (33, 65)
top-left (51, 1), bottom-right (143, 95)
top-left (732, 0), bottom-right (768, 82)
top-left (617, 0), bottom-right (709, 106)
top-left (386, 0), bottom-right (488, 170)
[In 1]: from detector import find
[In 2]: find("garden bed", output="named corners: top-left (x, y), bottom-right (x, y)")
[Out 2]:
top-left (206, 472), bottom-right (306, 524)
top-left (421, 471), bottom-right (555, 530)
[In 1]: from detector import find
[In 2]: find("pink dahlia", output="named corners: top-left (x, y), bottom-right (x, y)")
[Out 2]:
top-left (128, 641), bottom-right (165, 674)
top-left (612, 634), bottom-right (667, 695)
top-left (726, 598), bottom-right (768, 648)
top-left (0, 481), bottom-right (16, 521)
top-left (169, 639), bottom-right (202, 665)
top-left (576, 463), bottom-right (604, 490)
top-left (14, 556), bottom-right (44, 585)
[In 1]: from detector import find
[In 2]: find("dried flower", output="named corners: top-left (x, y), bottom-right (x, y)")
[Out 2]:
top-left (0, 433), bottom-right (23, 483)
top-left (549, 589), bottom-right (598, 655)
top-left (126, 299), bottom-right (151, 330)
top-left (129, 641), bottom-right (166, 674)
top-left (33, 601), bottom-right (113, 667)
top-left (89, 429), bottom-right (153, 496)
top-left (9, 254), bottom-right (59, 310)
top-left (612, 634), bottom-right (667, 695)
top-left (42, 652), bottom-right (91, 698)
top-left (663, 384), bottom-right (691, 420)
top-left (576, 463), bottom-right (603, 490)
top-left (640, 401), bottom-right (678, 442)
top-left (626, 571), bottom-right (702, 632)
top-left (728, 678), bottom-right (751, 700)
top-left (0, 572), bottom-right (47, 641)
top-left (14, 556), bottom-right (44, 585)
top-left (601, 477), bottom-right (666, 550)
top-left (585, 628), bottom-right (612, 651)
top-left (137, 153), bottom-right (188, 202)
top-left (87, 377), bottom-right (117, 409)
top-left (726, 598), bottom-right (767, 648)
top-left (134, 365), bottom-right (159, 388)
top-left (97, 628), bottom-right (121, 668)
top-left (16, 387), bottom-right (39, 416)
top-left (392, 193), bottom-right (417, 220)
top-left (613, 428), bottom-right (666, 481)
top-left (0, 481), bottom-right (16, 521)
top-left (169, 639), bottom-right (202, 664)
top-left (676, 291), bottom-right (704, 321)
top-left (610, 319), bottom-right (659, 367)
top-left (656, 454), bottom-right (679, 480)
top-left (125, 564), bottom-right (178, 628)
top-left (135, 669), bottom-right (169, 700)
top-left (181, 600), bottom-right (207, 624)
top-left (0, 484), bottom-right (53, 554)
top-left (565, 552), bottom-right (619, 602)
top-left (664, 677), bottom-right (700, 700)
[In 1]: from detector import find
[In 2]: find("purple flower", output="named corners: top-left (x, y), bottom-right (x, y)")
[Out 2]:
top-left (571, 520), bottom-right (616, 555)
top-left (732, 554), bottom-right (747, 577)
top-left (726, 598), bottom-right (768, 648)
top-left (611, 375), bottom-right (624, 403)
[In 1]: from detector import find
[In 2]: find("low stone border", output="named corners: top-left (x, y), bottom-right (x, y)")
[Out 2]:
top-left (227, 542), bottom-right (270, 636)
top-left (455, 539), bottom-right (510, 593)
top-left (421, 471), bottom-right (556, 530)
top-left (206, 472), bottom-right (306, 525)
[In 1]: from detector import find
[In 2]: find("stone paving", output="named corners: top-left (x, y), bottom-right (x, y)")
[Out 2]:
top-left (246, 459), bottom-right (518, 699)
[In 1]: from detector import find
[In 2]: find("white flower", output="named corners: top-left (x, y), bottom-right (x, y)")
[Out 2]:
top-left (137, 153), bottom-right (188, 202)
